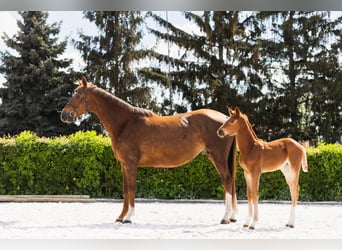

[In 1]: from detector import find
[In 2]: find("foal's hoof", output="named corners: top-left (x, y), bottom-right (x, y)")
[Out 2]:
top-left (248, 226), bottom-right (255, 230)
top-left (243, 224), bottom-right (249, 228)
top-left (286, 224), bottom-right (294, 228)
top-left (122, 219), bottom-right (132, 224)
top-left (220, 219), bottom-right (231, 224)
top-left (229, 218), bottom-right (237, 223)
top-left (115, 219), bottom-right (123, 223)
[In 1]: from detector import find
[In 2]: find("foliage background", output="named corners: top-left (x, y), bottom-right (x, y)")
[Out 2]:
top-left (0, 131), bottom-right (340, 201)
top-left (0, 11), bottom-right (341, 143)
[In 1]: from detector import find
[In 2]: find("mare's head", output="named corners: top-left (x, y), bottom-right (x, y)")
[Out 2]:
top-left (60, 76), bottom-right (91, 124)
top-left (217, 107), bottom-right (242, 138)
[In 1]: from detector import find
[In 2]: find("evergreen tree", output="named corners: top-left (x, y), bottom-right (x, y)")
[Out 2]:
top-left (0, 11), bottom-right (79, 136)
top-left (140, 11), bottom-right (264, 115)
top-left (74, 11), bottom-right (154, 108)
top-left (258, 11), bottom-right (340, 141)
top-left (142, 11), bottom-right (341, 143)
top-left (308, 14), bottom-right (342, 143)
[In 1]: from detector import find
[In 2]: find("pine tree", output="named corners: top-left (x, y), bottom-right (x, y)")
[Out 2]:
top-left (258, 11), bottom-right (340, 141)
top-left (140, 11), bottom-right (264, 115)
top-left (0, 11), bottom-right (79, 136)
top-left (308, 14), bottom-right (342, 143)
top-left (74, 11), bottom-right (154, 108)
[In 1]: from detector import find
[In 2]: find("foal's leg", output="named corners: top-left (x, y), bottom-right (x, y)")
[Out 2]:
top-left (249, 173), bottom-right (260, 230)
top-left (243, 171), bottom-right (260, 230)
top-left (243, 172), bottom-right (253, 228)
top-left (281, 162), bottom-right (300, 228)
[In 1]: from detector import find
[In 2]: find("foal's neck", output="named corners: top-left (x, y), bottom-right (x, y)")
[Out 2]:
top-left (236, 117), bottom-right (258, 153)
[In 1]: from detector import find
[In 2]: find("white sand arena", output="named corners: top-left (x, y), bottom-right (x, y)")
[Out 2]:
top-left (0, 200), bottom-right (341, 239)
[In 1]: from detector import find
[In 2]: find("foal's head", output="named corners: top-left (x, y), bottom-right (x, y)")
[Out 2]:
top-left (60, 76), bottom-right (91, 124)
top-left (217, 107), bottom-right (242, 138)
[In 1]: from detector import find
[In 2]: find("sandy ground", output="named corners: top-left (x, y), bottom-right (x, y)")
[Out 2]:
top-left (0, 200), bottom-right (341, 239)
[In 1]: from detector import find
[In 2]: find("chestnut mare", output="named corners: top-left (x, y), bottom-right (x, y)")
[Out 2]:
top-left (217, 107), bottom-right (308, 229)
top-left (61, 77), bottom-right (237, 224)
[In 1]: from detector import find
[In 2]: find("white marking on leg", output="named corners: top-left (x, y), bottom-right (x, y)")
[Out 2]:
top-left (230, 193), bottom-right (238, 221)
top-left (124, 205), bottom-right (135, 221)
top-left (244, 173), bottom-right (253, 227)
top-left (244, 200), bottom-right (253, 228)
top-left (222, 192), bottom-right (233, 222)
top-left (287, 205), bottom-right (296, 227)
top-left (249, 199), bottom-right (259, 229)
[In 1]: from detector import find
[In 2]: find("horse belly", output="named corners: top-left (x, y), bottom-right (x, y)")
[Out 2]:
top-left (260, 148), bottom-right (288, 173)
top-left (138, 139), bottom-right (204, 168)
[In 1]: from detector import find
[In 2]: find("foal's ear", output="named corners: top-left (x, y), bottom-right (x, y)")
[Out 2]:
top-left (227, 106), bottom-right (234, 115)
top-left (235, 107), bottom-right (241, 116)
top-left (81, 76), bottom-right (88, 88)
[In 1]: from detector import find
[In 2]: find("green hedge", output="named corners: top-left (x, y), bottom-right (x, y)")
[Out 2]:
top-left (0, 131), bottom-right (341, 201)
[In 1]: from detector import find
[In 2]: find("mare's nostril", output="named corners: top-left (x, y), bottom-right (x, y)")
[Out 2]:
top-left (60, 111), bottom-right (75, 123)
top-left (218, 129), bottom-right (225, 137)
top-left (60, 112), bottom-right (67, 122)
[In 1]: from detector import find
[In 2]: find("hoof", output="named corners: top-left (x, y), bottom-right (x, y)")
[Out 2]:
top-left (220, 219), bottom-right (230, 224)
top-left (122, 219), bottom-right (132, 224)
top-left (229, 218), bottom-right (237, 223)
top-left (249, 226), bottom-right (255, 230)
top-left (115, 218), bottom-right (123, 223)
top-left (243, 224), bottom-right (249, 228)
top-left (286, 224), bottom-right (294, 228)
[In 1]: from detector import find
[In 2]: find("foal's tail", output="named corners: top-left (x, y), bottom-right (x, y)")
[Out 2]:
top-left (301, 147), bottom-right (308, 172)
top-left (227, 136), bottom-right (237, 203)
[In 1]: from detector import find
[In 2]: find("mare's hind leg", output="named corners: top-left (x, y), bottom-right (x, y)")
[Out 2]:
top-left (281, 162), bottom-right (300, 228)
top-left (207, 153), bottom-right (237, 224)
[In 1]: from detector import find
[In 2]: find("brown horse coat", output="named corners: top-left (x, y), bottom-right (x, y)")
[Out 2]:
top-left (218, 107), bottom-right (308, 229)
top-left (61, 77), bottom-right (237, 224)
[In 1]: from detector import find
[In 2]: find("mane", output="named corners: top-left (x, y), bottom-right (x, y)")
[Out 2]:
top-left (241, 113), bottom-right (260, 140)
top-left (90, 84), bottom-right (154, 117)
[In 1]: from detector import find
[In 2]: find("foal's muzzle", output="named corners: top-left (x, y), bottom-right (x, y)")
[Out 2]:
top-left (60, 110), bottom-right (75, 124)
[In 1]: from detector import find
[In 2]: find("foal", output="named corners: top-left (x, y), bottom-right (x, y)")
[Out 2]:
top-left (217, 107), bottom-right (308, 229)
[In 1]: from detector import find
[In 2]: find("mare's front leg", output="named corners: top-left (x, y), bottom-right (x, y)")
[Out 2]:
top-left (116, 164), bottom-right (129, 222)
top-left (116, 163), bottom-right (138, 224)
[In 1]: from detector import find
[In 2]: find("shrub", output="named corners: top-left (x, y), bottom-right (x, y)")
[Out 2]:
top-left (0, 131), bottom-right (341, 201)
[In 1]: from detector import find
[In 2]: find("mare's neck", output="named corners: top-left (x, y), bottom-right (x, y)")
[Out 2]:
top-left (88, 87), bottom-right (135, 139)
top-left (236, 118), bottom-right (258, 154)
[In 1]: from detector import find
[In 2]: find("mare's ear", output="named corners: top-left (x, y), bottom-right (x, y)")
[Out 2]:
top-left (235, 107), bottom-right (240, 116)
top-left (81, 76), bottom-right (88, 88)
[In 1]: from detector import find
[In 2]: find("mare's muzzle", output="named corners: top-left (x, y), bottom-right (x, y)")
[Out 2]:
top-left (217, 129), bottom-right (226, 138)
top-left (60, 110), bottom-right (75, 124)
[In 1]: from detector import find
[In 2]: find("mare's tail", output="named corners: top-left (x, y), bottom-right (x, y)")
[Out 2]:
top-left (227, 136), bottom-right (237, 205)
